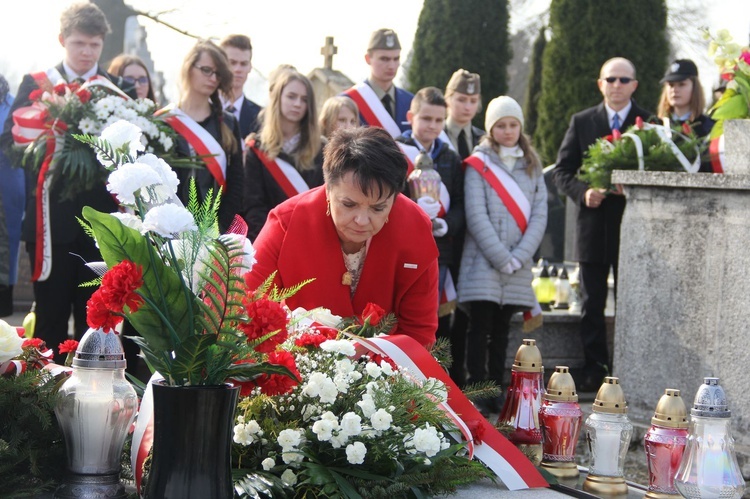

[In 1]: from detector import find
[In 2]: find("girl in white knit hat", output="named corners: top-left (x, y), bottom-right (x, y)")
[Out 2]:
top-left (458, 96), bottom-right (547, 416)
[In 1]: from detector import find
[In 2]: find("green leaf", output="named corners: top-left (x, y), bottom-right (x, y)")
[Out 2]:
top-left (712, 93), bottom-right (750, 120)
top-left (224, 362), bottom-right (296, 381)
top-left (171, 334), bottom-right (217, 385)
top-left (83, 207), bottom-right (195, 352)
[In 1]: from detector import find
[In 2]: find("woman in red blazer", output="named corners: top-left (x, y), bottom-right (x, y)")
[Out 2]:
top-left (245, 127), bottom-right (439, 347)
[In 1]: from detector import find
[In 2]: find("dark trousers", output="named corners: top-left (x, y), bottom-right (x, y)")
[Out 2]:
top-left (466, 301), bottom-right (517, 386)
top-left (27, 240), bottom-right (100, 364)
top-left (579, 261), bottom-right (617, 375)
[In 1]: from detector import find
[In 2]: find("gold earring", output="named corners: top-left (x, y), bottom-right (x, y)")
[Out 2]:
top-left (326, 200), bottom-right (331, 216)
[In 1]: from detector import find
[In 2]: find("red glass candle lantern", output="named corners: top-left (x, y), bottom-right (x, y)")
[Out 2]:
top-left (540, 366), bottom-right (583, 479)
top-left (644, 388), bottom-right (688, 499)
top-left (498, 339), bottom-right (545, 464)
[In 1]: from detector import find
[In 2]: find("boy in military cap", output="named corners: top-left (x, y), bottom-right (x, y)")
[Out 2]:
top-left (342, 28), bottom-right (413, 138)
top-left (396, 87), bottom-right (464, 342)
top-left (441, 69), bottom-right (485, 160)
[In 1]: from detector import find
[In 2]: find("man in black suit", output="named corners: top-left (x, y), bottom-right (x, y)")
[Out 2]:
top-left (220, 34), bottom-right (262, 141)
top-left (0, 3), bottom-right (135, 361)
top-left (552, 57), bottom-right (652, 391)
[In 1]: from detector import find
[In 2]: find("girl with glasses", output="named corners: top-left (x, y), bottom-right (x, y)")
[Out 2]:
top-left (107, 54), bottom-right (156, 102)
top-left (161, 40), bottom-right (245, 233)
top-left (244, 67), bottom-right (325, 240)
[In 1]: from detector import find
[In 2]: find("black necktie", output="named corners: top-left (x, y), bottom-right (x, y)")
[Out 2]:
top-left (381, 94), bottom-right (394, 119)
top-left (226, 105), bottom-right (237, 114)
top-left (73, 77), bottom-right (85, 85)
top-left (458, 129), bottom-right (470, 159)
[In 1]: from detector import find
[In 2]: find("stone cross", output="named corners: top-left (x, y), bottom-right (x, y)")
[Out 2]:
top-left (321, 36), bottom-right (337, 70)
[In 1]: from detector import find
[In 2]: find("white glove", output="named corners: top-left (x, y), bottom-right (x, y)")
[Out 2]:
top-left (432, 218), bottom-right (448, 237)
top-left (500, 261), bottom-right (515, 274)
top-left (511, 257), bottom-right (522, 270)
top-left (417, 195), bottom-right (440, 219)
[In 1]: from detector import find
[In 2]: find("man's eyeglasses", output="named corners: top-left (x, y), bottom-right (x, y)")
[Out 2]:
top-left (194, 65), bottom-right (219, 78)
top-left (123, 76), bottom-right (149, 86)
top-left (601, 76), bottom-right (634, 84)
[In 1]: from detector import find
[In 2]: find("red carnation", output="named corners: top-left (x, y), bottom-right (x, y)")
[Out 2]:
top-left (58, 339), bottom-right (79, 354)
top-left (360, 302), bottom-right (385, 326)
top-left (294, 332), bottom-right (328, 349)
top-left (53, 83), bottom-right (67, 96)
top-left (364, 352), bottom-right (398, 372)
top-left (87, 288), bottom-right (124, 332)
top-left (100, 261), bottom-right (144, 313)
top-left (29, 89), bottom-right (44, 101)
top-left (635, 116), bottom-right (644, 130)
top-left (68, 82), bottom-right (81, 92)
top-left (255, 350), bottom-right (300, 396)
top-left (76, 88), bottom-right (91, 104)
top-left (22, 338), bottom-right (44, 349)
top-left (721, 72), bottom-right (733, 81)
top-left (611, 129), bottom-right (622, 141)
top-left (240, 297), bottom-right (288, 353)
top-left (682, 122), bottom-right (693, 135)
top-left (466, 419), bottom-right (486, 445)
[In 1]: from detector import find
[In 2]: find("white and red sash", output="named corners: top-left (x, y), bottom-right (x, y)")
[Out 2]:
top-left (343, 82), bottom-right (401, 138)
top-left (247, 139), bottom-right (310, 199)
top-left (397, 142), bottom-right (450, 217)
top-left (352, 334), bottom-right (548, 490)
top-left (464, 152), bottom-right (542, 328)
top-left (159, 103), bottom-right (227, 188)
top-left (464, 152), bottom-right (530, 233)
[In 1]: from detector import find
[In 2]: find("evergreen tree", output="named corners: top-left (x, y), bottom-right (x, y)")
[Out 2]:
top-left (408, 0), bottom-right (512, 125)
top-left (534, 0), bottom-right (668, 164)
top-left (524, 25), bottom-right (547, 138)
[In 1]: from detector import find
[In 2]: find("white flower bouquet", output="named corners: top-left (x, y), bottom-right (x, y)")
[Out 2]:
top-left (232, 309), bottom-right (491, 498)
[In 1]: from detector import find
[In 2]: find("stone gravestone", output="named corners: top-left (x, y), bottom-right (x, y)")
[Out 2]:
top-left (612, 121), bottom-right (750, 475)
top-left (307, 37), bottom-right (354, 115)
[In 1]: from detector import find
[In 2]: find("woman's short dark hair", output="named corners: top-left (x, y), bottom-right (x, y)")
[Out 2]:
top-left (323, 127), bottom-right (407, 199)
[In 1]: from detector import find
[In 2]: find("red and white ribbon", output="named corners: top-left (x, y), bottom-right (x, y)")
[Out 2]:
top-left (160, 104), bottom-right (227, 188)
top-left (343, 82), bottom-right (401, 138)
top-left (709, 135), bottom-right (725, 174)
top-left (350, 334), bottom-right (548, 490)
top-left (247, 139), bottom-right (310, 199)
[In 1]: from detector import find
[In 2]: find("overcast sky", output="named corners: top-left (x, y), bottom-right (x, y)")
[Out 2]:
top-left (1, 0), bottom-right (748, 104)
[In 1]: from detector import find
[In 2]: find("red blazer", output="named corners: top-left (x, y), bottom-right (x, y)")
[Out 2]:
top-left (246, 186), bottom-right (439, 347)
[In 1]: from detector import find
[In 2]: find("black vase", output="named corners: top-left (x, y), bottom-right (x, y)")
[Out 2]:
top-left (145, 382), bottom-right (240, 499)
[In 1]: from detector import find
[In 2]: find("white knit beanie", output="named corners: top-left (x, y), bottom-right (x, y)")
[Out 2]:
top-left (484, 96), bottom-right (524, 133)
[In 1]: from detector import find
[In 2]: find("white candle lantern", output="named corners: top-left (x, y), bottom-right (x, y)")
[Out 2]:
top-left (583, 377), bottom-right (633, 497)
top-left (674, 377), bottom-right (745, 499)
top-left (54, 328), bottom-right (137, 499)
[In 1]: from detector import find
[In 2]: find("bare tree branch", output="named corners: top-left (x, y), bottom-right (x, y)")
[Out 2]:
top-left (131, 9), bottom-right (203, 40)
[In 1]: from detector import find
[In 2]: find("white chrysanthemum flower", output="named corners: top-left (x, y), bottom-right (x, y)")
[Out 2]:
top-left (245, 419), bottom-right (262, 436)
top-left (320, 339), bottom-right (356, 357)
top-left (159, 132), bottom-right (174, 151)
top-left (380, 360), bottom-right (395, 376)
top-left (281, 451), bottom-right (304, 464)
top-left (280, 469), bottom-right (298, 486)
top-left (339, 412), bottom-right (362, 437)
top-left (312, 418), bottom-right (337, 441)
top-left (141, 204), bottom-right (197, 238)
top-left (0, 319), bottom-right (24, 363)
top-left (365, 362), bottom-right (382, 379)
top-left (233, 423), bottom-right (252, 445)
top-left (346, 441), bottom-right (367, 465)
top-left (277, 428), bottom-right (303, 451)
top-left (107, 162), bottom-right (162, 205)
top-left (134, 153), bottom-right (179, 203)
top-left (78, 117), bottom-right (99, 134)
top-left (411, 425), bottom-right (442, 457)
top-left (261, 457), bottom-right (275, 471)
top-left (99, 120), bottom-right (144, 165)
top-left (110, 212), bottom-right (143, 232)
top-left (302, 372), bottom-right (338, 404)
top-left (356, 394), bottom-right (377, 418)
top-left (330, 432), bottom-right (348, 449)
top-left (370, 409), bottom-right (393, 431)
